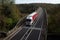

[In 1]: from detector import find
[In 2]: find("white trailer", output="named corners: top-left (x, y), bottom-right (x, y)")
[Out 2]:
top-left (26, 11), bottom-right (38, 26)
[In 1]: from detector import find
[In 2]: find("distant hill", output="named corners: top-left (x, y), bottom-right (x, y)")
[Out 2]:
top-left (16, 3), bottom-right (60, 14)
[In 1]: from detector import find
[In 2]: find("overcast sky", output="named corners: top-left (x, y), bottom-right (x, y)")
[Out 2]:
top-left (15, 0), bottom-right (60, 4)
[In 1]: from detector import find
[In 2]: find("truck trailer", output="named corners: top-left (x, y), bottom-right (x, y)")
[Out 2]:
top-left (26, 11), bottom-right (38, 26)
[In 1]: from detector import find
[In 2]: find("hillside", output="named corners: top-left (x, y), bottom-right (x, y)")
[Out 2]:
top-left (16, 3), bottom-right (60, 33)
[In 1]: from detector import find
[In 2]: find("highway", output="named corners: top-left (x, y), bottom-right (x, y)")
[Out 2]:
top-left (5, 7), bottom-right (47, 40)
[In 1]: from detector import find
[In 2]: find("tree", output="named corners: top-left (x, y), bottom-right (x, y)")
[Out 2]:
top-left (0, 0), bottom-right (15, 5)
top-left (0, 0), bottom-right (20, 32)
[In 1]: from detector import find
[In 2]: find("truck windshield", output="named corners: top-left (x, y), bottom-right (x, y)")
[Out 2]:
top-left (26, 19), bottom-right (31, 21)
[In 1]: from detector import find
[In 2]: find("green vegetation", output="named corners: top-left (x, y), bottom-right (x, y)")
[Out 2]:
top-left (0, 4), bottom-right (23, 32)
top-left (0, 0), bottom-right (25, 32)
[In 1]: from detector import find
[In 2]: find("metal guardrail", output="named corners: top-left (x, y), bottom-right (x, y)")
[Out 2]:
top-left (15, 16), bottom-right (27, 27)
top-left (7, 16), bottom-right (27, 35)
top-left (3, 16), bottom-right (27, 40)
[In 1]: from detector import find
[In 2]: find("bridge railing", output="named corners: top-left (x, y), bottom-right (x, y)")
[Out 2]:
top-left (7, 15), bottom-right (27, 35)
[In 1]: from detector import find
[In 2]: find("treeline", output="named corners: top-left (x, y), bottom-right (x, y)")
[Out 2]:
top-left (16, 3), bottom-right (60, 33)
top-left (16, 4), bottom-right (38, 13)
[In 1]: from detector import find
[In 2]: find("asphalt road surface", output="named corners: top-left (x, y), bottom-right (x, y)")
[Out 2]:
top-left (11, 28), bottom-right (28, 40)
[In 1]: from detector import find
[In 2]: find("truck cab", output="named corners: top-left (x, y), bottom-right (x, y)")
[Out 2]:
top-left (26, 16), bottom-right (33, 26)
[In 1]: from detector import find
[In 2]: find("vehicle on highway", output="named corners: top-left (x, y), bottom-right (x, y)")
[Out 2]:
top-left (26, 11), bottom-right (38, 26)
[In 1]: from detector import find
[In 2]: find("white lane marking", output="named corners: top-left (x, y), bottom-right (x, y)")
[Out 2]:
top-left (25, 29), bottom-right (32, 40)
top-left (20, 28), bottom-right (31, 40)
top-left (38, 17), bottom-right (44, 40)
top-left (22, 27), bottom-right (41, 30)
